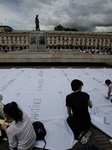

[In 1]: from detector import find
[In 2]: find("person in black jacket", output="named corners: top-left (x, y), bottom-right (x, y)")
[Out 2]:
top-left (66, 79), bottom-right (92, 139)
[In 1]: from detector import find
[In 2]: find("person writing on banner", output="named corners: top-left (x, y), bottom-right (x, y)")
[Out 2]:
top-left (1, 101), bottom-right (36, 150)
top-left (0, 94), bottom-right (7, 140)
top-left (105, 79), bottom-right (112, 102)
top-left (0, 94), bottom-right (4, 119)
top-left (66, 79), bottom-right (93, 142)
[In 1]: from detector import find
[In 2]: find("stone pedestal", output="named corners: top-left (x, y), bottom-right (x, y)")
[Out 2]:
top-left (29, 31), bottom-right (46, 52)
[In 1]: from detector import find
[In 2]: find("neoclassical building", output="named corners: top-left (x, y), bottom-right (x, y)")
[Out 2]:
top-left (0, 25), bottom-right (112, 52)
top-left (0, 26), bottom-right (29, 51)
top-left (46, 31), bottom-right (112, 51)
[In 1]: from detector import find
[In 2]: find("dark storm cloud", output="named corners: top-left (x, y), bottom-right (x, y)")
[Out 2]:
top-left (68, 0), bottom-right (112, 31)
top-left (50, 0), bottom-right (112, 32)
top-left (1, 0), bottom-right (112, 32)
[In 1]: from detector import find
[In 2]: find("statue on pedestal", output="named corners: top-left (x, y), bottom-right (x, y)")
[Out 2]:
top-left (35, 15), bottom-right (40, 30)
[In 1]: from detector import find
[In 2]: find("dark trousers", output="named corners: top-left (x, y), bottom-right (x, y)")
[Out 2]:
top-left (67, 116), bottom-right (92, 138)
top-left (67, 116), bottom-right (81, 138)
top-left (0, 128), bottom-right (7, 140)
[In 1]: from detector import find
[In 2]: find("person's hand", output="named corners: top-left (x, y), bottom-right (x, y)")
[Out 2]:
top-left (105, 97), bottom-right (109, 100)
top-left (1, 123), bottom-right (7, 131)
top-left (90, 100), bottom-right (92, 104)
top-left (88, 100), bottom-right (92, 108)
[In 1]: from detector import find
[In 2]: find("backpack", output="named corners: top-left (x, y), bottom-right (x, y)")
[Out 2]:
top-left (32, 121), bottom-right (47, 149)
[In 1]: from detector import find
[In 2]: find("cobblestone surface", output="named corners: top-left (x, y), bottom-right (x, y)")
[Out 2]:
top-left (91, 126), bottom-right (112, 150)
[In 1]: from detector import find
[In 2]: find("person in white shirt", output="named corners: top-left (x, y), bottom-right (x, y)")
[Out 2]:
top-left (1, 101), bottom-right (36, 150)
top-left (105, 79), bottom-right (112, 102)
top-left (0, 94), bottom-right (4, 119)
top-left (0, 94), bottom-right (6, 140)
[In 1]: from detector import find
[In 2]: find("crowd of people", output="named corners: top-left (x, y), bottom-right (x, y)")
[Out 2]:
top-left (0, 79), bottom-right (112, 149)
top-left (79, 48), bottom-right (112, 54)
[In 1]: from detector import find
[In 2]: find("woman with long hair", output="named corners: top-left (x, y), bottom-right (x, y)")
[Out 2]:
top-left (1, 101), bottom-right (36, 150)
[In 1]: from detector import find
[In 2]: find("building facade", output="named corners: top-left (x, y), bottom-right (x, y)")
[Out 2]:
top-left (0, 26), bottom-right (29, 51)
top-left (0, 26), bottom-right (112, 52)
top-left (46, 31), bottom-right (112, 51)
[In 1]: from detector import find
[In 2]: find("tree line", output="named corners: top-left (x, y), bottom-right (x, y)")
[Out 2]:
top-left (54, 24), bottom-right (78, 31)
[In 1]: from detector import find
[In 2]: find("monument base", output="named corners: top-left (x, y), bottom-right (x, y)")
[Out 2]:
top-left (29, 31), bottom-right (46, 52)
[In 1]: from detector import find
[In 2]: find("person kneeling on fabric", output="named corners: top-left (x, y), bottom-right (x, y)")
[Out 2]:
top-left (66, 79), bottom-right (93, 139)
top-left (1, 101), bottom-right (36, 150)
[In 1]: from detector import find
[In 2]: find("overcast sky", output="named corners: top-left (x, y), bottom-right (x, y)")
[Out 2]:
top-left (0, 0), bottom-right (112, 32)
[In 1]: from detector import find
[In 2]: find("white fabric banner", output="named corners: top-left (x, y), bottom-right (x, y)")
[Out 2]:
top-left (0, 68), bottom-right (112, 150)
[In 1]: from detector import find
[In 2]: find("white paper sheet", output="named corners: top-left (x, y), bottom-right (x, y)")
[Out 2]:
top-left (0, 68), bottom-right (112, 150)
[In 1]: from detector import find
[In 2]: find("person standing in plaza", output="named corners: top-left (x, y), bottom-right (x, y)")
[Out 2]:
top-left (105, 79), bottom-right (112, 102)
top-left (66, 79), bottom-right (93, 140)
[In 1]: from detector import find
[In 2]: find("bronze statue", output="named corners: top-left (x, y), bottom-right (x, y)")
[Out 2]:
top-left (35, 15), bottom-right (40, 30)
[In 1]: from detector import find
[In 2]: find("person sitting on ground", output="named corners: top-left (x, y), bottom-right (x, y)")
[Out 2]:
top-left (0, 94), bottom-right (6, 140)
top-left (0, 94), bottom-right (4, 119)
top-left (66, 79), bottom-right (93, 140)
top-left (105, 79), bottom-right (112, 102)
top-left (1, 101), bottom-right (36, 150)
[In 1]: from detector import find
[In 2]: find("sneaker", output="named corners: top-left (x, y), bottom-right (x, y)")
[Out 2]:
top-left (80, 130), bottom-right (92, 144)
